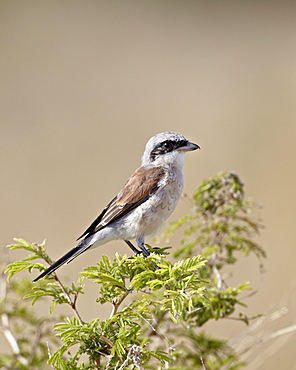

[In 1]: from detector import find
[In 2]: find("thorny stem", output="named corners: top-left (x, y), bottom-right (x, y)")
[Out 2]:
top-left (53, 274), bottom-right (84, 325)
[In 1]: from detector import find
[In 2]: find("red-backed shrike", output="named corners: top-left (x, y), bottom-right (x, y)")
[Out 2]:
top-left (33, 132), bottom-right (200, 282)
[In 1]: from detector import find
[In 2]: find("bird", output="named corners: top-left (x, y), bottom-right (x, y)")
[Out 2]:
top-left (33, 132), bottom-right (200, 282)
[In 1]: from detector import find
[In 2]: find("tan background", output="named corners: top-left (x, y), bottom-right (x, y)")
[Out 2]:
top-left (1, 1), bottom-right (296, 368)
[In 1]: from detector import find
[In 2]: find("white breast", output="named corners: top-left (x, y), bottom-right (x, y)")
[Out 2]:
top-left (121, 167), bottom-right (184, 239)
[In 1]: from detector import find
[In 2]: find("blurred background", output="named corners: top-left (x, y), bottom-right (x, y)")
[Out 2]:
top-left (1, 1), bottom-right (296, 368)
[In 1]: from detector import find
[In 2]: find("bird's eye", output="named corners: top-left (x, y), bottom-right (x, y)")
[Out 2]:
top-left (150, 140), bottom-right (175, 161)
top-left (163, 141), bottom-right (174, 151)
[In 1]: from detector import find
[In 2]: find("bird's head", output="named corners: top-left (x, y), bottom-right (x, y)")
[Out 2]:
top-left (141, 132), bottom-right (200, 168)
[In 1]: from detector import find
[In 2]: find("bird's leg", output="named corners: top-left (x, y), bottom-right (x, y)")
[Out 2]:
top-left (136, 236), bottom-right (150, 257)
top-left (136, 236), bottom-right (160, 270)
top-left (124, 240), bottom-right (142, 255)
top-left (124, 238), bottom-right (150, 257)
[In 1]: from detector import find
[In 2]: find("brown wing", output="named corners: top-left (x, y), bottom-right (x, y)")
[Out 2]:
top-left (77, 166), bottom-right (165, 240)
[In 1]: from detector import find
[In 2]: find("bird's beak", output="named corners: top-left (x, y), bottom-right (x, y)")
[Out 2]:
top-left (178, 141), bottom-right (200, 152)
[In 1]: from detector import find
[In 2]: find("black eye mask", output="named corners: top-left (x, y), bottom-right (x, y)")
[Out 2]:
top-left (150, 139), bottom-right (188, 161)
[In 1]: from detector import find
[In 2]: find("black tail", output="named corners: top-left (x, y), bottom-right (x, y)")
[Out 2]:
top-left (32, 241), bottom-right (91, 282)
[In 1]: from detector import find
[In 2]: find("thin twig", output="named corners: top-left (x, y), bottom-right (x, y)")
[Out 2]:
top-left (0, 249), bottom-right (28, 366)
top-left (53, 274), bottom-right (84, 324)
top-left (110, 291), bottom-right (129, 318)
top-left (117, 344), bottom-right (143, 370)
top-left (1, 313), bottom-right (29, 365)
top-left (135, 306), bottom-right (174, 369)
top-left (28, 322), bottom-right (42, 362)
top-left (146, 310), bottom-right (167, 337)
top-left (230, 305), bottom-right (296, 369)
top-left (181, 193), bottom-right (194, 207)
top-left (47, 341), bottom-right (55, 369)
top-left (210, 253), bottom-right (223, 289)
top-left (261, 324), bottom-right (296, 342)
top-left (200, 355), bottom-right (207, 370)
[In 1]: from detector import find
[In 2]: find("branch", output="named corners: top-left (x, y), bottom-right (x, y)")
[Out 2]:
top-left (260, 324), bottom-right (296, 342)
top-left (0, 249), bottom-right (28, 366)
top-left (53, 274), bottom-right (84, 325)
top-left (146, 310), bottom-right (167, 337)
top-left (210, 252), bottom-right (224, 289)
top-left (110, 291), bottom-right (129, 318)
top-left (117, 344), bottom-right (143, 370)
